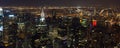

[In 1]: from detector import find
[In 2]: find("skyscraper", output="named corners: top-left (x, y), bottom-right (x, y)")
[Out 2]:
top-left (0, 7), bottom-right (3, 36)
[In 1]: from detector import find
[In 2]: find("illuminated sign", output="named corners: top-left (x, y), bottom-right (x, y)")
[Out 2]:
top-left (92, 20), bottom-right (97, 27)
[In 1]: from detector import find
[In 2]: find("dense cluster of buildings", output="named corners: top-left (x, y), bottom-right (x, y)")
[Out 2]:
top-left (0, 7), bottom-right (119, 48)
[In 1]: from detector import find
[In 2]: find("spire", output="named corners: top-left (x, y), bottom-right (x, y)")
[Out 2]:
top-left (41, 8), bottom-right (45, 18)
top-left (40, 8), bottom-right (45, 22)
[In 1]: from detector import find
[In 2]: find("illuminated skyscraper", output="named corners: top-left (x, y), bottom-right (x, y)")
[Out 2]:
top-left (0, 7), bottom-right (4, 41)
top-left (36, 8), bottom-right (47, 31)
top-left (0, 8), bottom-right (4, 17)
top-left (0, 7), bottom-right (3, 32)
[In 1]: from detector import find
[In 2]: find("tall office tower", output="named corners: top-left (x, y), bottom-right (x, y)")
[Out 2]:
top-left (32, 8), bottom-right (50, 48)
top-left (36, 8), bottom-right (47, 31)
top-left (0, 7), bottom-right (3, 38)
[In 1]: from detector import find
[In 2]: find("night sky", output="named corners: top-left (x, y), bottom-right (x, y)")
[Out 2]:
top-left (0, 0), bottom-right (120, 7)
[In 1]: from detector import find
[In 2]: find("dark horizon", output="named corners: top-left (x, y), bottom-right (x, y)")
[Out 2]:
top-left (0, 0), bottom-right (120, 7)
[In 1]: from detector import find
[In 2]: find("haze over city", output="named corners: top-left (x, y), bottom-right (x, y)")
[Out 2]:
top-left (0, 0), bottom-right (120, 7)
